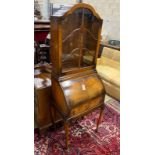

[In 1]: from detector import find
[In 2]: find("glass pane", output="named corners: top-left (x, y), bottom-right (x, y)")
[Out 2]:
top-left (61, 8), bottom-right (101, 72)
top-left (62, 9), bottom-right (83, 72)
top-left (82, 49), bottom-right (95, 66)
top-left (81, 8), bottom-right (99, 67)
top-left (62, 8), bottom-right (83, 40)
top-left (83, 8), bottom-right (101, 39)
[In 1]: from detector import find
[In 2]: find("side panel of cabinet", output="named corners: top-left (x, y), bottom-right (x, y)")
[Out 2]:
top-left (35, 86), bottom-right (62, 129)
top-left (51, 78), bottom-right (70, 117)
top-left (35, 86), bottom-right (52, 128)
top-left (50, 18), bottom-right (61, 74)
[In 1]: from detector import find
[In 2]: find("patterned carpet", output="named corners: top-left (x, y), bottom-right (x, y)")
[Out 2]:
top-left (34, 98), bottom-right (120, 155)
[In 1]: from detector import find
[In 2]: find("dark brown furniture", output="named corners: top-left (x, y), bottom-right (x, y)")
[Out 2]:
top-left (50, 3), bottom-right (105, 149)
top-left (34, 20), bottom-right (50, 43)
top-left (34, 21), bottom-right (51, 64)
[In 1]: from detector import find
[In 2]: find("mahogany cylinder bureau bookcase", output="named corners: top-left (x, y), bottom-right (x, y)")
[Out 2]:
top-left (50, 3), bottom-right (105, 149)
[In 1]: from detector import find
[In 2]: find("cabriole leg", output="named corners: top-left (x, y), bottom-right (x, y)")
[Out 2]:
top-left (96, 107), bottom-right (104, 132)
top-left (64, 121), bottom-right (69, 149)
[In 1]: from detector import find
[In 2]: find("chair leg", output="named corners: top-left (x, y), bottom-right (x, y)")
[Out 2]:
top-left (96, 107), bottom-right (104, 132)
top-left (64, 121), bottom-right (69, 149)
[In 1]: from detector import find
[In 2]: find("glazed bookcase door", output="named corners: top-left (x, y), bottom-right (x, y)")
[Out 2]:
top-left (82, 8), bottom-right (102, 66)
top-left (61, 8), bottom-right (83, 72)
top-left (61, 8), bottom-right (102, 73)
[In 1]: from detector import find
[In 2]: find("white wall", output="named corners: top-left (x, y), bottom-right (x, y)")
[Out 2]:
top-left (36, 0), bottom-right (120, 41)
top-left (84, 0), bottom-right (120, 41)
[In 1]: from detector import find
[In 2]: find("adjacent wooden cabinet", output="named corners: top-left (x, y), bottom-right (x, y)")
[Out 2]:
top-left (34, 65), bottom-right (61, 130)
top-left (50, 3), bottom-right (105, 149)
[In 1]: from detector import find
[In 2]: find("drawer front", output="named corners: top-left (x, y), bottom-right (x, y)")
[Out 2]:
top-left (70, 96), bottom-right (104, 117)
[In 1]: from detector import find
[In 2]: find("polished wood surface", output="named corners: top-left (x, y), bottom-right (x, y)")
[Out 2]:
top-left (34, 24), bottom-right (50, 31)
top-left (51, 71), bottom-right (105, 120)
top-left (34, 65), bottom-right (61, 129)
top-left (34, 20), bottom-right (50, 31)
top-left (50, 3), bottom-right (105, 149)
